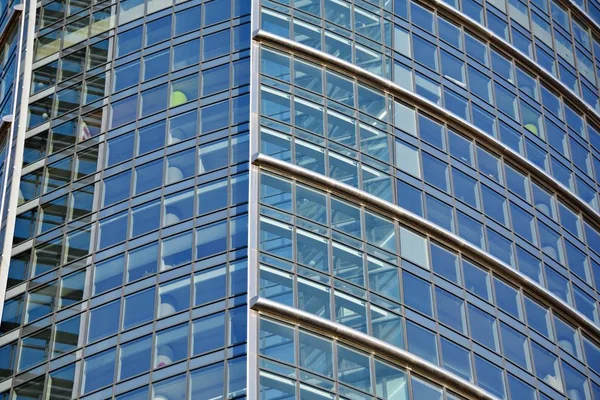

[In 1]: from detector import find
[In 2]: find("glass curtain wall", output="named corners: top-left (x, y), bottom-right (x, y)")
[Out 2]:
top-left (0, 0), bottom-right (251, 399)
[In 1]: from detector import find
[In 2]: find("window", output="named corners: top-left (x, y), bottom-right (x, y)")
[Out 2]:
top-left (98, 211), bottom-right (127, 249)
top-left (395, 141), bottom-right (421, 177)
top-left (441, 337), bottom-right (472, 381)
top-left (203, 29), bottom-right (230, 60)
top-left (474, 355), bottom-right (505, 399)
top-left (119, 335), bottom-right (152, 380)
top-left (524, 298), bottom-right (552, 339)
top-left (426, 195), bottom-right (455, 232)
top-left (149, 375), bottom-right (184, 400)
top-left (468, 66), bottom-right (491, 102)
top-left (337, 345), bottom-right (372, 392)
top-left (422, 153), bottom-right (449, 192)
top-left (400, 228), bottom-right (428, 268)
top-left (500, 322), bottom-right (531, 370)
top-left (82, 348), bottom-right (116, 394)
top-left (375, 360), bottom-right (408, 400)
top-left (448, 131), bottom-right (474, 165)
top-left (510, 203), bottom-right (537, 244)
top-left (146, 16), bottom-right (171, 46)
top-left (481, 185), bottom-right (508, 225)
top-left (452, 169), bottom-right (479, 209)
top-left (88, 300), bottom-right (121, 340)
top-left (402, 272), bottom-right (432, 316)
top-left (173, 39), bottom-right (200, 70)
top-left (495, 83), bottom-right (518, 119)
top-left (144, 50), bottom-right (169, 81)
top-left (155, 324), bottom-right (188, 368)
top-left (175, 6), bottom-right (201, 35)
top-left (411, 2), bottom-right (435, 33)
top-left (463, 260), bottom-right (491, 301)
top-left (19, 328), bottom-right (51, 371)
top-left (413, 36), bottom-right (439, 71)
top-left (532, 342), bottom-right (562, 390)
top-left (494, 278), bottom-right (522, 320)
top-left (190, 363), bottom-right (224, 398)
top-left (435, 288), bottom-right (466, 333)
top-left (554, 317), bottom-right (582, 359)
top-left (193, 312), bottom-right (225, 355)
top-left (259, 318), bottom-right (295, 365)
top-left (430, 243), bottom-right (460, 284)
top-left (117, 26), bottom-right (142, 57)
top-left (468, 304), bottom-right (498, 350)
top-left (53, 316), bottom-right (80, 358)
top-left (194, 265), bottom-right (226, 306)
top-left (406, 321), bottom-right (438, 364)
top-left (26, 283), bottom-right (56, 323)
top-left (412, 377), bottom-right (442, 399)
top-left (419, 115), bottom-right (445, 150)
top-left (538, 221), bottom-right (564, 263)
top-left (441, 51), bottom-right (465, 84)
top-left (398, 180), bottom-right (423, 216)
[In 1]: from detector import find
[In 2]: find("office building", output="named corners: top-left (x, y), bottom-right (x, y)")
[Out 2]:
top-left (1, 0), bottom-right (600, 399)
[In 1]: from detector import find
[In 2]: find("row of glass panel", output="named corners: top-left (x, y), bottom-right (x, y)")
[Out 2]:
top-left (261, 0), bottom-right (600, 127)
top-left (0, 245), bottom-right (247, 377)
top-left (259, 69), bottom-right (598, 253)
top-left (21, 89), bottom-right (249, 210)
top-left (257, 311), bottom-right (595, 400)
top-left (12, 89), bottom-right (249, 323)
top-left (34, 0), bottom-right (251, 61)
top-left (257, 55), bottom-right (600, 305)
top-left (257, 44), bottom-right (600, 265)
top-left (270, 0), bottom-right (600, 88)
top-left (257, 169), bottom-right (600, 384)
top-left (31, 38), bottom-right (109, 95)
top-left (29, 21), bottom-right (250, 130)
top-left (32, 0), bottom-right (251, 96)
top-left (429, 0), bottom-right (600, 101)
top-left (3, 284), bottom-right (247, 382)
top-left (3, 210), bottom-right (248, 339)
top-left (259, 119), bottom-right (600, 326)
top-left (255, 172), bottom-right (600, 399)
top-left (28, 42), bottom-right (248, 168)
top-left (259, 3), bottom-right (600, 206)
top-left (15, 130), bottom-right (248, 246)
top-left (2, 339), bottom-right (246, 400)
top-left (258, 38), bottom-right (600, 217)
top-left (258, 315), bottom-right (473, 400)
top-left (4, 208), bottom-right (248, 329)
top-left (464, 0), bottom-right (600, 30)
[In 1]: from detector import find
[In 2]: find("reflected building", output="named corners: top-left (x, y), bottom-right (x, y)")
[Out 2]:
top-left (1, 0), bottom-right (600, 399)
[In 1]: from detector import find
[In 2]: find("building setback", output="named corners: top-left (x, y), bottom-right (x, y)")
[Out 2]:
top-left (1, 0), bottom-right (600, 399)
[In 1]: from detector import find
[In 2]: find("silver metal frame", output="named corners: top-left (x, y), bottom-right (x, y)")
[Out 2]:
top-left (247, 1), bottom-right (262, 398)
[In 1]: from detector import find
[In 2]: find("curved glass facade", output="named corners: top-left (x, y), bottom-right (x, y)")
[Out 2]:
top-left (0, 0), bottom-right (599, 399)
top-left (250, 0), bottom-right (600, 399)
top-left (0, 0), bottom-right (251, 399)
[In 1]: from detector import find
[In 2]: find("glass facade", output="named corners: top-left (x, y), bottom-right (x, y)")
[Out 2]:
top-left (0, 0), bottom-right (599, 399)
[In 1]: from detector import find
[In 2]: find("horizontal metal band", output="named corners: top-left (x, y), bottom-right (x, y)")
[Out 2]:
top-left (252, 153), bottom-right (600, 341)
top-left (253, 29), bottom-right (600, 237)
top-left (251, 296), bottom-right (501, 400)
